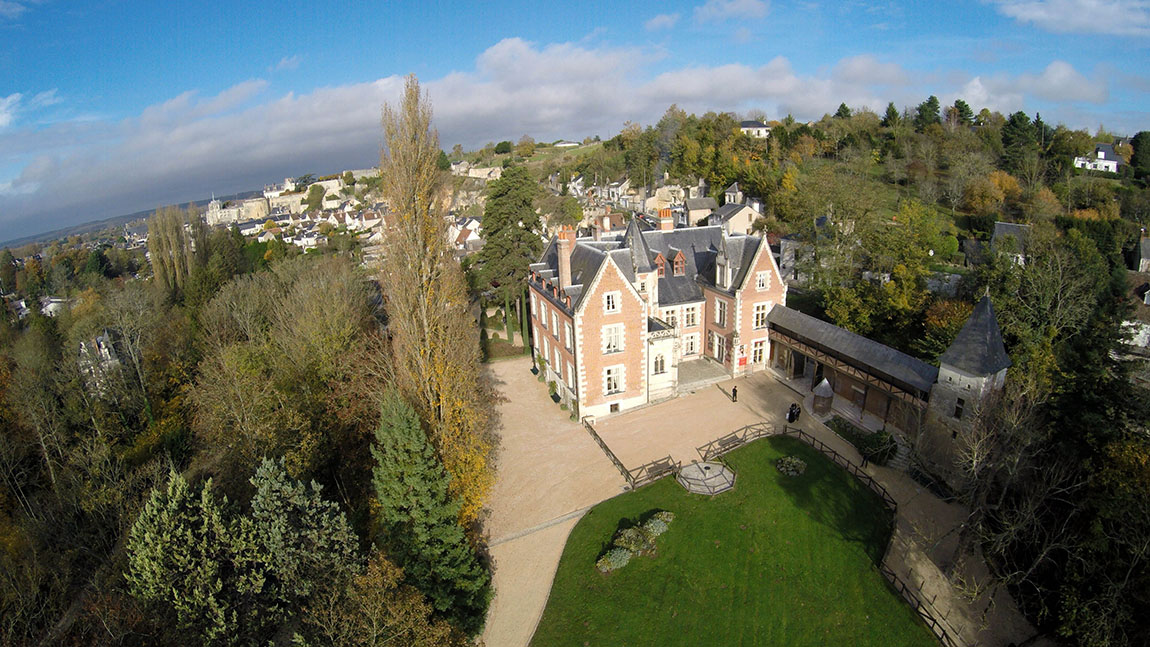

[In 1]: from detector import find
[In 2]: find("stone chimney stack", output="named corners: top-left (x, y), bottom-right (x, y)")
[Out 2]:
top-left (557, 226), bottom-right (575, 289)
top-left (658, 208), bottom-right (674, 231)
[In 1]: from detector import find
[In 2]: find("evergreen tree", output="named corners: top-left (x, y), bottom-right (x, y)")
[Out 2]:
top-left (1001, 111), bottom-right (1037, 173)
top-left (1131, 131), bottom-right (1150, 179)
top-left (477, 165), bottom-right (542, 345)
top-left (371, 389), bottom-right (491, 635)
top-left (240, 458), bottom-right (360, 623)
top-left (834, 102), bottom-right (852, 119)
top-left (881, 101), bottom-right (900, 128)
top-left (913, 95), bottom-right (941, 131)
top-left (126, 472), bottom-right (240, 645)
top-left (953, 99), bottom-right (974, 126)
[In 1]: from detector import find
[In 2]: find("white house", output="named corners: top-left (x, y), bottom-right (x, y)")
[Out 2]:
top-left (740, 120), bottom-right (771, 139)
top-left (1074, 143), bottom-right (1124, 174)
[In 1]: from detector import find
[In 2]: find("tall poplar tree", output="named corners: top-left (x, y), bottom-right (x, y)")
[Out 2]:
top-left (378, 75), bottom-right (494, 523)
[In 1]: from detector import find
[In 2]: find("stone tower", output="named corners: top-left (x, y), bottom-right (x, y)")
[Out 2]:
top-left (922, 296), bottom-right (1011, 485)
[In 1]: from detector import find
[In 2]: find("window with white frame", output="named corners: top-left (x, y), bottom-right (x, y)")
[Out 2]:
top-left (534, 326), bottom-right (541, 350)
top-left (531, 294), bottom-right (538, 318)
top-left (715, 299), bottom-right (727, 327)
top-left (639, 281), bottom-right (646, 293)
top-left (553, 347), bottom-right (559, 371)
top-left (653, 354), bottom-right (666, 374)
top-left (684, 333), bottom-right (698, 355)
top-left (567, 362), bottom-right (575, 392)
top-left (551, 312), bottom-right (559, 334)
top-left (604, 291), bottom-right (620, 314)
top-left (756, 271), bottom-right (768, 290)
top-left (543, 339), bottom-right (550, 365)
top-left (684, 306), bottom-right (697, 327)
top-left (751, 339), bottom-right (765, 364)
top-left (753, 303), bottom-right (768, 329)
top-left (602, 324), bottom-right (624, 354)
top-left (605, 365), bottom-right (623, 395)
top-left (665, 309), bottom-right (677, 328)
top-left (540, 305), bottom-right (548, 328)
top-left (564, 323), bottom-right (573, 350)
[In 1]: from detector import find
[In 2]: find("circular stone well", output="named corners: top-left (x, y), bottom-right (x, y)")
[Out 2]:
top-left (677, 461), bottom-right (736, 495)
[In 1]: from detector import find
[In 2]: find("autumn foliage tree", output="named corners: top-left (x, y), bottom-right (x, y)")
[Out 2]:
top-left (377, 75), bottom-right (495, 524)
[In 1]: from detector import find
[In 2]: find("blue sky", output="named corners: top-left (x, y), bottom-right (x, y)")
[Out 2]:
top-left (2, 0), bottom-right (1149, 241)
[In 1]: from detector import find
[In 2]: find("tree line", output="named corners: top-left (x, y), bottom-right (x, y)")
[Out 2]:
top-left (0, 76), bottom-right (495, 645)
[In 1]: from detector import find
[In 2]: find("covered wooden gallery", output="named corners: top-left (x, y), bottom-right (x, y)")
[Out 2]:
top-left (766, 306), bottom-right (938, 434)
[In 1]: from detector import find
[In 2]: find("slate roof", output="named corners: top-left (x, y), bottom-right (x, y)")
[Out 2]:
top-left (740, 120), bottom-right (767, 128)
top-left (1095, 143), bottom-right (1125, 166)
top-left (708, 203), bottom-right (755, 225)
top-left (939, 296), bottom-right (1011, 376)
top-left (533, 225), bottom-right (764, 310)
top-left (992, 222), bottom-right (1030, 252)
top-left (1140, 238), bottom-right (1150, 262)
top-left (767, 306), bottom-right (939, 395)
top-left (684, 197), bottom-right (718, 211)
top-left (724, 181), bottom-right (740, 195)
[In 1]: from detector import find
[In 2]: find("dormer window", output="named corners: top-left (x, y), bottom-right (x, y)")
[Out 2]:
top-left (655, 254), bottom-right (666, 278)
top-left (673, 253), bottom-right (686, 277)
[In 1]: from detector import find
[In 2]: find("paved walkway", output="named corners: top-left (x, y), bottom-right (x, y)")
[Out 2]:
top-left (481, 357), bottom-right (624, 647)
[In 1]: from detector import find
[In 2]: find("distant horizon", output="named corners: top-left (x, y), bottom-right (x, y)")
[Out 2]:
top-left (3, 0), bottom-right (1149, 240)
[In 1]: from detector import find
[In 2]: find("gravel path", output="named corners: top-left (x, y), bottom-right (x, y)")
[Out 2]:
top-left (481, 357), bottom-right (624, 647)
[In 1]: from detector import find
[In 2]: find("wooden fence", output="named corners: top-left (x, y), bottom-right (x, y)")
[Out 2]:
top-left (627, 456), bottom-right (679, 489)
top-left (694, 421), bottom-right (963, 647)
top-left (581, 418), bottom-right (632, 486)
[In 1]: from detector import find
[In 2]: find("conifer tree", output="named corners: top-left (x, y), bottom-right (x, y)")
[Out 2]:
top-left (478, 164), bottom-right (542, 344)
top-left (240, 458), bottom-right (360, 623)
top-left (371, 389), bottom-right (490, 635)
top-left (126, 472), bottom-right (239, 645)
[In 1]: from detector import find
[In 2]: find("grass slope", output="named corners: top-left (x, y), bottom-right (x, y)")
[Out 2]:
top-left (531, 436), bottom-right (936, 647)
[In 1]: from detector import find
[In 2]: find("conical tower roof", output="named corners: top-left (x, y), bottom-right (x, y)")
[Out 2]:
top-left (939, 296), bottom-right (1011, 376)
top-left (622, 217), bottom-right (654, 273)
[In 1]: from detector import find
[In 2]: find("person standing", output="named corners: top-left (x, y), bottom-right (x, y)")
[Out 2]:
top-left (731, 386), bottom-right (738, 402)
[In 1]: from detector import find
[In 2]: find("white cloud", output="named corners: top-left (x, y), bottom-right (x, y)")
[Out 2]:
top-left (833, 55), bottom-right (908, 85)
top-left (694, 0), bottom-right (770, 22)
top-left (0, 38), bottom-right (1141, 240)
top-left (0, 1), bottom-right (27, 19)
top-left (271, 55), bottom-right (301, 72)
top-left (986, 0), bottom-right (1150, 37)
top-left (0, 93), bottom-right (22, 128)
top-left (1016, 60), bottom-right (1107, 102)
top-left (26, 89), bottom-right (62, 109)
top-left (645, 13), bottom-right (680, 30)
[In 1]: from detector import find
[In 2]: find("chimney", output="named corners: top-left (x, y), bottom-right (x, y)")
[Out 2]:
top-left (557, 226), bottom-right (575, 290)
top-left (658, 208), bottom-right (674, 231)
top-left (592, 224), bottom-right (602, 241)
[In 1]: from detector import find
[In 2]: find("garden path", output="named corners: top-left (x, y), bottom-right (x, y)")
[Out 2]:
top-left (481, 356), bottom-right (625, 647)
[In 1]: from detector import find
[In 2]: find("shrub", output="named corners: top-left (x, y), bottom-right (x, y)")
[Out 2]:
top-left (614, 527), bottom-right (655, 554)
top-left (643, 518), bottom-right (669, 537)
top-left (596, 547), bottom-right (632, 573)
top-left (776, 455), bottom-right (807, 477)
top-left (559, 403), bottom-right (568, 411)
top-left (548, 381), bottom-right (557, 396)
top-left (860, 430), bottom-right (897, 465)
top-left (491, 331), bottom-right (499, 341)
top-left (653, 511), bottom-right (675, 524)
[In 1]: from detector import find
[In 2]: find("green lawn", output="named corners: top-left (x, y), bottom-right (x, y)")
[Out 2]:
top-left (531, 436), bottom-right (936, 647)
